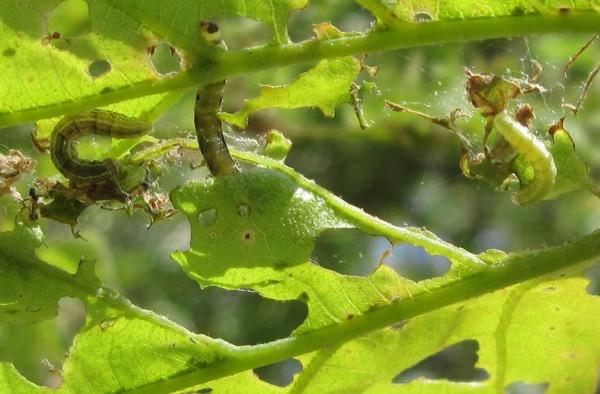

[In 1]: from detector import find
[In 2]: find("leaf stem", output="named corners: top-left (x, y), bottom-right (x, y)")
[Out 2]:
top-left (2, 12), bottom-right (600, 126)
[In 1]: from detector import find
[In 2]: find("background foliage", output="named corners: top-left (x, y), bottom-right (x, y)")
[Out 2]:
top-left (1, 1), bottom-right (600, 393)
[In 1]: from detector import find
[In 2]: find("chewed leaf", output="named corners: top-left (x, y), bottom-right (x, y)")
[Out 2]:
top-left (220, 57), bottom-right (361, 128)
top-left (0, 224), bottom-right (100, 323)
top-left (107, 0), bottom-right (308, 45)
top-left (171, 167), bottom-right (483, 334)
top-left (0, 0), bottom-right (175, 128)
top-left (294, 274), bottom-right (600, 393)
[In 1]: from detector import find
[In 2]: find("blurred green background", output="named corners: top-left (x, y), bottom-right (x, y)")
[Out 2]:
top-left (1, 1), bottom-right (600, 390)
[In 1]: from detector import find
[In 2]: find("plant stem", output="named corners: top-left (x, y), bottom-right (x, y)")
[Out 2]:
top-left (2, 12), bottom-right (600, 126)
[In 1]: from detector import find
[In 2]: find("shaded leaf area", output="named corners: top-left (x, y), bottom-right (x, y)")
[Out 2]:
top-left (220, 57), bottom-right (361, 128)
top-left (0, 225), bottom-right (244, 393)
top-left (108, 0), bottom-right (308, 46)
top-left (170, 166), bottom-right (486, 335)
top-left (386, 0), bottom-right (600, 23)
top-left (0, 0), bottom-right (175, 129)
top-left (289, 275), bottom-right (600, 394)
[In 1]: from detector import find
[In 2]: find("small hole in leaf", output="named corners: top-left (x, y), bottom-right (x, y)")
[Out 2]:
top-left (237, 203), bottom-right (251, 217)
top-left (254, 358), bottom-right (302, 387)
top-left (88, 59), bottom-right (111, 78)
top-left (385, 244), bottom-right (451, 281)
top-left (197, 208), bottom-right (217, 227)
top-left (242, 230), bottom-right (255, 243)
top-left (505, 381), bottom-right (549, 394)
top-left (413, 11), bottom-right (433, 22)
top-left (2, 48), bottom-right (16, 57)
top-left (585, 261), bottom-right (600, 295)
top-left (148, 42), bottom-right (181, 75)
top-left (393, 340), bottom-right (489, 383)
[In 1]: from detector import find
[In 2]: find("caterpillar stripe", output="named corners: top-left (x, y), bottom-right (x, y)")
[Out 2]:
top-left (50, 109), bottom-right (151, 190)
top-left (493, 111), bottom-right (557, 205)
top-left (194, 21), bottom-right (238, 176)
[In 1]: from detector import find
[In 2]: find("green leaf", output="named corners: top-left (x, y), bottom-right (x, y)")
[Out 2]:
top-left (170, 166), bottom-right (483, 334)
top-left (220, 57), bottom-right (361, 128)
top-left (106, 0), bottom-right (308, 46)
top-left (286, 274), bottom-right (600, 394)
top-left (0, 224), bottom-right (99, 323)
top-left (390, 0), bottom-right (600, 22)
top-left (0, 0), bottom-right (174, 128)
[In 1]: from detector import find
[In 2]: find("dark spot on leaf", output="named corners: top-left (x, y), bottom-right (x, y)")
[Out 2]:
top-left (347, 314), bottom-right (355, 320)
top-left (208, 231), bottom-right (218, 239)
top-left (505, 381), bottom-right (549, 394)
top-left (254, 359), bottom-right (302, 387)
top-left (188, 337), bottom-right (197, 344)
top-left (543, 286), bottom-right (556, 292)
top-left (197, 388), bottom-right (213, 394)
top-left (99, 317), bottom-right (118, 331)
top-left (88, 59), bottom-right (111, 78)
top-left (558, 7), bottom-right (570, 13)
top-left (457, 305), bottom-right (465, 311)
top-left (549, 326), bottom-right (554, 331)
top-left (393, 340), bottom-right (489, 383)
top-left (100, 87), bottom-right (113, 95)
top-left (242, 231), bottom-right (254, 242)
top-left (2, 48), bottom-right (16, 57)
top-left (5, 309), bottom-right (19, 315)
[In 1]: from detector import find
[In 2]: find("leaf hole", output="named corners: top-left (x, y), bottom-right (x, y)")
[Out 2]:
top-left (393, 340), bottom-right (489, 384)
top-left (197, 208), bottom-right (217, 227)
top-left (384, 244), bottom-right (451, 281)
top-left (148, 42), bottom-right (181, 75)
top-left (133, 286), bottom-right (307, 346)
top-left (237, 203), bottom-right (251, 217)
top-left (585, 261), bottom-right (600, 296)
top-left (413, 11), bottom-right (434, 22)
top-left (0, 297), bottom-right (86, 388)
top-left (253, 358), bottom-right (302, 387)
top-left (505, 381), bottom-right (549, 394)
top-left (242, 230), bottom-right (255, 243)
top-left (88, 59), bottom-right (111, 78)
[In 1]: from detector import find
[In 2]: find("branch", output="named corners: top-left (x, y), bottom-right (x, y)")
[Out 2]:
top-left (2, 12), bottom-right (600, 126)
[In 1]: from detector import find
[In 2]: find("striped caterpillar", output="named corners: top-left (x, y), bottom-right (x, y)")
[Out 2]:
top-left (493, 111), bottom-right (557, 205)
top-left (50, 109), bottom-right (151, 196)
top-left (194, 21), bottom-right (238, 176)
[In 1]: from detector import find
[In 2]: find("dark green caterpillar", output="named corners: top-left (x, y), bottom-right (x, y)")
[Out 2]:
top-left (50, 109), bottom-right (150, 194)
top-left (194, 21), bottom-right (238, 176)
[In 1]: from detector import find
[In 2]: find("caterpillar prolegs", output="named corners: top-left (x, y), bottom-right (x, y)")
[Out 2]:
top-left (493, 111), bottom-right (557, 205)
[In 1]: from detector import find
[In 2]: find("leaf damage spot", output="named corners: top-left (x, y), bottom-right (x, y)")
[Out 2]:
top-left (148, 42), bottom-right (181, 75)
top-left (237, 203), bottom-right (251, 217)
top-left (88, 59), bottom-right (111, 78)
top-left (393, 340), bottom-right (489, 383)
top-left (253, 358), bottom-right (302, 387)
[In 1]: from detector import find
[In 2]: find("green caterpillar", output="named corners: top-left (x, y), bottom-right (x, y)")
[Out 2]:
top-left (194, 21), bottom-right (238, 176)
top-left (50, 109), bottom-right (151, 194)
top-left (493, 111), bottom-right (557, 205)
